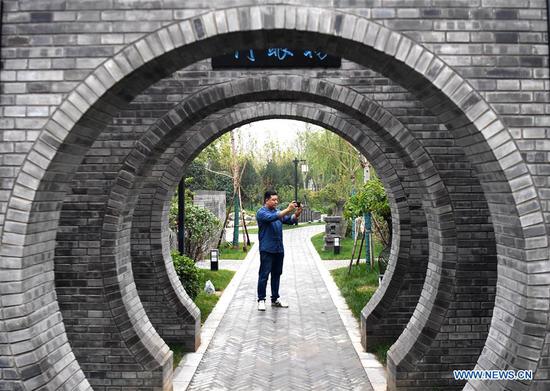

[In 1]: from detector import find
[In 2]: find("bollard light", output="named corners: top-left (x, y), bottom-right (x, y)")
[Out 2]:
top-left (333, 236), bottom-right (340, 255)
top-left (210, 249), bottom-right (219, 271)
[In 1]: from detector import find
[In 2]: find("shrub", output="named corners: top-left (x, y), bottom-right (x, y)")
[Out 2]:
top-left (184, 204), bottom-right (221, 261)
top-left (172, 252), bottom-right (201, 300)
top-left (169, 192), bottom-right (222, 261)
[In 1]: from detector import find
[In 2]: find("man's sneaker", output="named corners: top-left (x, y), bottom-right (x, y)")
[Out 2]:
top-left (271, 299), bottom-right (289, 308)
top-left (257, 300), bottom-right (266, 311)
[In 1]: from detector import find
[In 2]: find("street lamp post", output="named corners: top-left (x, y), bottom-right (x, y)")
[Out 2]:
top-left (301, 162), bottom-right (308, 192)
top-left (292, 158), bottom-right (307, 203)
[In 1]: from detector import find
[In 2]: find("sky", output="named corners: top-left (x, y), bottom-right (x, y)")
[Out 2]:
top-left (233, 119), bottom-right (326, 154)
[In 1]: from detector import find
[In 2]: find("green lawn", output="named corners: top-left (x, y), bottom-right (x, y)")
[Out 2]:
top-left (330, 265), bottom-right (380, 320)
top-left (310, 232), bottom-right (383, 260)
top-left (330, 264), bottom-right (389, 365)
top-left (171, 344), bottom-right (186, 370)
top-left (217, 242), bottom-right (254, 260)
top-left (371, 342), bottom-right (392, 366)
top-left (246, 221), bottom-right (324, 234)
top-left (196, 269), bottom-right (235, 324)
top-left (170, 268), bottom-right (235, 367)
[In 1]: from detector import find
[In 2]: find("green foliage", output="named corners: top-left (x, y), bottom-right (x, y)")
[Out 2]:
top-left (273, 184), bottom-right (296, 205)
top-left (302, 129), bottom-right (364, 185)
top-left (261, 158), bottom-right (295, 191)
top-left (240, 157), bottom-right (263, 208)
top-left (344, 175), bottom-right (390, 220)
top-left (315, 180), bottom-right (349, 213)
top-left (344, 175), bottom-right (392, 246)
top-left (184, 204), bottom-right (221, 261)
top-left (301, 129), bottom-right (364, 213)
top-left (186, 160), bottom-right (233, 197)
top-left (168, 189), bottom-right (222, 261)
top-left (172, 252), bottom-right (201, 300)
top-left (304, 189), bottom-right (332, 214)
top-left (178, 125), bottom-right (369, 215)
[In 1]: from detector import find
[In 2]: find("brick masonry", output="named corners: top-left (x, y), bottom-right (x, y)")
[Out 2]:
top-left (0, 2), bottom-right (548, 391)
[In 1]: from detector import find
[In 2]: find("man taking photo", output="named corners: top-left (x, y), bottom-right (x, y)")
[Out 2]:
top-left (256, 190), bottom-right (303, 311)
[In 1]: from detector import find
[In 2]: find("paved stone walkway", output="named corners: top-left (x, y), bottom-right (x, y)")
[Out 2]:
top-left (195, 259), bottom-right (353, 272)
top-left (176, 225), bottom-right (382, 390)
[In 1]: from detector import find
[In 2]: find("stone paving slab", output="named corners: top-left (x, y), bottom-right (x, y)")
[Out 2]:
top-left (176, 224), bottom-right (381, 390)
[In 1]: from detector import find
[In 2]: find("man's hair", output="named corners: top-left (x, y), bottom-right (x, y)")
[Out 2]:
top-left (264, 190), bottom-right (278, 202)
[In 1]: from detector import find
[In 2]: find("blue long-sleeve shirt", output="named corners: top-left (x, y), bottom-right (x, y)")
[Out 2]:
top-left (256, 206), bottom-right (297, 253)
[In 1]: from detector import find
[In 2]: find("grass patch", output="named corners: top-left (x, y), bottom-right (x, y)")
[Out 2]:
top-left (330, 264), bottom-right (379, 321)
top-left (195, 269), bottom-right (235, 323)
top-left (246, 221), bottom-right (324, 234)
top-left (330, 265), bottom-right (393, 365)
top-left (170, 268), bottom-right (236, 368)
top-left (217, 242), bottom-right (255, 260)
top-left (371, 342), bottom-right (392, 366)
top-left (311, 232), bottom-right (383, 260)
top-left (171, 344), bottom-right (186, 368)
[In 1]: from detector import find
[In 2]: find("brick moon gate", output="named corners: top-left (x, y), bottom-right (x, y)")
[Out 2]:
top-left (126, 99), bottom-right (420, 349)
top-left (0, 4), bottom-right (548, 391)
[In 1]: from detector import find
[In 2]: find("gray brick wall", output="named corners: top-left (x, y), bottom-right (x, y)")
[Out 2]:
top-left (1, 2), bottom-right (548, 390)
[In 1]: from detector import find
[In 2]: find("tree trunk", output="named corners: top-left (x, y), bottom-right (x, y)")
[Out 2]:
top-left (231, 130), bottom-right (240, 247)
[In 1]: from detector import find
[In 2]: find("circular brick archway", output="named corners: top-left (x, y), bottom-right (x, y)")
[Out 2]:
top-left (126, 99), bottom-right (421, 356)
top-left (1, 5), bottom-right (546, 391)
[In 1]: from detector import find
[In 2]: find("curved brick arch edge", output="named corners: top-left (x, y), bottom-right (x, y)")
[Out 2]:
top-left (128, 100), bottom-right (416, 354)
top-left (0, 5), bottom-right (545, 391)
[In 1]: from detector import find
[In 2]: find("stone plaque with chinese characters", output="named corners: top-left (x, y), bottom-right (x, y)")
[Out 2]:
top-left (211, 48), bottom-right (341, 68)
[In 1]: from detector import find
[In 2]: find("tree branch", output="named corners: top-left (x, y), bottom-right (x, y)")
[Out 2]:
top-left (203, 166), bottom-right (233, 179)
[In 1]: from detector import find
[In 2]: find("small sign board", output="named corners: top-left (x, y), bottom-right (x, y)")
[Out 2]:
top-left (212, 48), bottom-right (341, 69)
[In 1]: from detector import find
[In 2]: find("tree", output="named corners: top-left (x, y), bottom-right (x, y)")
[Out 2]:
top-left (344, 174), bottom-right (391, 246)
top-left (185, 160), bottom-right (233, 195)
top-left (239, 157), bottom-right (262, 209)
top-left (301, 127), bottom-right (364, 214)
top-left (183, 130), bottom-right (252, 248)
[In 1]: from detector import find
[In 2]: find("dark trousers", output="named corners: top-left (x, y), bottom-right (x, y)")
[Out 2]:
top-left (257, 251), bottom-right (284, 302)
